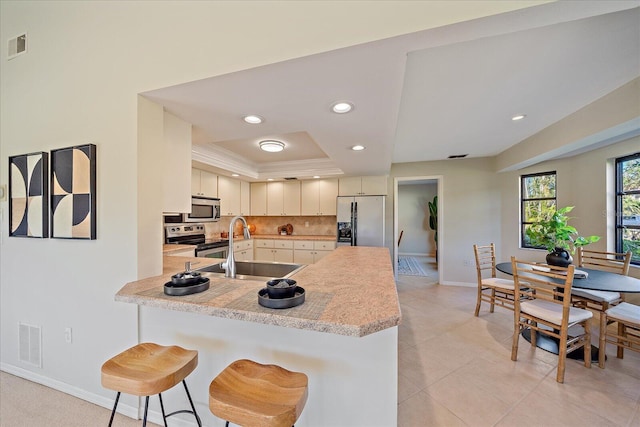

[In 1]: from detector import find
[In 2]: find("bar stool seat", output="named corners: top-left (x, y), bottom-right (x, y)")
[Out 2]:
top-left (101, 342), bottom-right (201, 426)
top-left (209, 359), bottom-right (308, 427)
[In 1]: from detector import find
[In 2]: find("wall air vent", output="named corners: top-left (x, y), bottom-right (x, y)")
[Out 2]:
top-left (447, 154), bottom-right (468, 159)
top-left (7, 33), bottom-right (27, 60)
top-left (284, 177), bottom-right (298, 180)
top-left (19, 322), bottom-right (42, 367)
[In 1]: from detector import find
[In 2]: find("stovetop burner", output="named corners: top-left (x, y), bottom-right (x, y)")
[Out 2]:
top-left (165, 223), bottom-right (228, 249)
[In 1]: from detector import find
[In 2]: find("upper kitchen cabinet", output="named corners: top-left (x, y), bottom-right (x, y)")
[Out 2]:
top-left (267, 181), bottom-right (301, 216)
top-left (250, 182), bottom-right (267, 216)
top-left (338, 176), bottom-right (387, 196)
top-left (218, 176), bottom-right (250, 216)
top-left (191, 168), bottom-right (217, 198)
top-left (301, 179), bottom-right (338, 216)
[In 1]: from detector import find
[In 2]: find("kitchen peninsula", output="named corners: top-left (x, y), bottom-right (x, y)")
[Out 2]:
top-left (116, 246), bottom-right (400, 426)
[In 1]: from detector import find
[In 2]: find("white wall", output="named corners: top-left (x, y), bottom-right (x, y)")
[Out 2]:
top-left (2, 0), bottom-right (539, 421)
top-left (398, 183), bottom-right (436, 256)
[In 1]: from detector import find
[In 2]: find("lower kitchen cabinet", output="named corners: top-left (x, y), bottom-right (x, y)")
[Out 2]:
top-left (234, 239), bottom-right (254, 261)
top-left (254, 239), bottom-right (294, 263)
top-left (293, 240), bottom-right (336, 264)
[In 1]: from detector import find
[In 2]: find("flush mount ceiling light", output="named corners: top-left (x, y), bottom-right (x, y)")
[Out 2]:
top-left (332, 101), bottom-right (354, 114)
top-left (243, 115), bottom-right (263, 124)
top-left (511, 114), bottom-right (526, 121)
top-left (259, 140), bottom-right (285, 153)
top-left (351, 145), bottom-right (365, 151)
top-left (313, 175), bottom-right (320, 179)
top-left (231, 173), bottom-right (240, 177)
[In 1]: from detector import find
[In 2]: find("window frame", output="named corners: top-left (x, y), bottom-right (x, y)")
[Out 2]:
top-left (520, 171), bottom-right (557, 249)
top-left (615, 152), bottom-right (640, 266)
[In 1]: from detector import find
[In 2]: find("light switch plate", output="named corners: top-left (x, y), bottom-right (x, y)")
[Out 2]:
top-left (0, 184), bottom-right (6, 201)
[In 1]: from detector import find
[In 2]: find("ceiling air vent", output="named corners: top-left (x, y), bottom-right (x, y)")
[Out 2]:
top-left (7, 33), bottom-right (27, 60)
top-left (448, 154), bottom-right (468, 159)
top-left (284, 177), bottom-right (298, 180)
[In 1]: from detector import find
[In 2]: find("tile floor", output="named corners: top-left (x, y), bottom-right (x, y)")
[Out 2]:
top-left (2, 257), bottom-right (639, 426)
top-left (396, 256), bottom-right (640, 427)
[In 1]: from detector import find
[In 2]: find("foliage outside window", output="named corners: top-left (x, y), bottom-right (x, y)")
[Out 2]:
top-left (521, 172), bottom-right (556, 249)
top-left (616, 152), bottom-right (640, 265)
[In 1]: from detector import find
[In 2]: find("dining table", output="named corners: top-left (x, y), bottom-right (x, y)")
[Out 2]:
top-left (496, 261), bottom-right (640, 360)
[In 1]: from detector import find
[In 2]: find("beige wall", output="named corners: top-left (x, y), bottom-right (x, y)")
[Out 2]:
top-left (390, 158), bottom-right (502, 285)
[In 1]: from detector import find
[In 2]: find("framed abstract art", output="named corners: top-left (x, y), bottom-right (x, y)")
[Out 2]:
top-left (50, 143), bottom-right (97, 239)
top-left (9, 152), bottom-right (49, 238)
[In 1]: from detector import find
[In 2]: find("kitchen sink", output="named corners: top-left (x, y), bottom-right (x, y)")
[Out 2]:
top-left (195, 261), bottom-right (306, 280)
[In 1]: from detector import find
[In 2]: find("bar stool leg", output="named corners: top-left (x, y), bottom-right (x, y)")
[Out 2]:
top-left (158, 393), bottom-right (168, 427)
top-left (142, 396), bottom-right (150, 427)
top-left (182, 380), bottom-right (202, 426)
top-left (108, 392), bottom-right (121, 427)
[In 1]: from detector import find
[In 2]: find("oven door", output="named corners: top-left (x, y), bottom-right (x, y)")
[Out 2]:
top-left (196, 246), bottom-right (228, 259)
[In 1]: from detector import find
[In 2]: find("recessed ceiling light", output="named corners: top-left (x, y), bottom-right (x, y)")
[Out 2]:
top-left (332, 101), bottom-right (354, 114)
top-left (267, 178), bottom-right (274, 181)
top-left (259, 140), bottom-right (285, 152)
top-left (231, 173), bottom-right (240, 177)
top-left (313, 175), bottom-right (320, 179)
top-left (243, 115), bottom-right (263, 124)
top-left (351, 145), bottom-right (365, 151)
top-left (511, 114), bottom-right (526, 121)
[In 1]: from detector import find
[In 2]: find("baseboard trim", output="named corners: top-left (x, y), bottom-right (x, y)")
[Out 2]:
top-left (1, 362), bottom-right (138, 419)
top-left (0, 363), bottom-right (201, 426)
top-left (439, 281), bottom-right (476, 288)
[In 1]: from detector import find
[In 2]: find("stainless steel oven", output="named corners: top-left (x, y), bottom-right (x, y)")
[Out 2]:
top-left (165, 223), bottom-right (229, 259)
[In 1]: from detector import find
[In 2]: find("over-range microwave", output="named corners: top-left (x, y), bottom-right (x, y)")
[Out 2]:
top-left (163, 196), bottom-right (221, 223)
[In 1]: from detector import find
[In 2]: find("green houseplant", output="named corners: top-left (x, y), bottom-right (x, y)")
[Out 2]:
top-left (525, 206), bottom-right (600, 267)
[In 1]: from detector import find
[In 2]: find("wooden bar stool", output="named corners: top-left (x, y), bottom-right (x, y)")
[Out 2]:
top-left (209, 359), bottom-right (308, 427)
top-left (101, 342), bottom-right (202, 426)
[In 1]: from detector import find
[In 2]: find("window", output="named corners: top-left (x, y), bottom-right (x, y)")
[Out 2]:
top-left (616, 152), bottom-right (640, 265)
top-left (521, 171), bottom-right (556, 249)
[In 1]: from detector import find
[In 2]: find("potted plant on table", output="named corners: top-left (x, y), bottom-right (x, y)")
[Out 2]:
top-left (525, 206), bottom-right (600, 267)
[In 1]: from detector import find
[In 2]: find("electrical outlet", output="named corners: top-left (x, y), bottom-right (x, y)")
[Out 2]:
top-left (64, 327), bottom-right (72, 343)
top-left (305, 221), bottom-right (309, 227)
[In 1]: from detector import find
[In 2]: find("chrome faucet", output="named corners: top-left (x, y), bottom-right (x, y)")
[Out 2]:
top-left (222, 215), bottom-right (251, 278)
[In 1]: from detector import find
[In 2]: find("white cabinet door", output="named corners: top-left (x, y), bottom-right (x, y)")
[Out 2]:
top-left (318, 179), bottom-right (338, 215)
top-left (266, 182), bottom-right (284, 216)
top-left (240, 181), bottom-right (250, 216)
top-left (338, 176), bottom-right (387, 196)
top-left (282, 181), bottom-right (301, 215)
top-left (300, 180), bottom-right (319, 216)
top-left (218, 175), bottom-right (241, 216)
top-left (294, 249), bottom-right (315, 264)
top-left (192, 169), bottom-right (218, 197)
top-left (250, 183), bottom-right (267, 216)
top-left (273, 249), bottom-right (294, 263)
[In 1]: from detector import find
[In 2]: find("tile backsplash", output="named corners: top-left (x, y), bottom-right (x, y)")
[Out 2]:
top-left (204, 216), bottom-right (337, 239)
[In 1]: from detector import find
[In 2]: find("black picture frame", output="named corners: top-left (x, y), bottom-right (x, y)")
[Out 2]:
top-left (50, 143), bottom-right (97, 239)
top-left (8, 152), bottom-right (49, 238)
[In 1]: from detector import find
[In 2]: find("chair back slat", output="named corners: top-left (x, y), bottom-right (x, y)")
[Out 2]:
top-left (511, 257), bottom-right (575, 327)
top-left (577, 248), bottom-right (631, 275)
top-left (473, 243), bottom-right (497, 280)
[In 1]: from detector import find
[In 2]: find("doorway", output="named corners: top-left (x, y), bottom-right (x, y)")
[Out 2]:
top-left (394, 176), bottom-right (442, 283)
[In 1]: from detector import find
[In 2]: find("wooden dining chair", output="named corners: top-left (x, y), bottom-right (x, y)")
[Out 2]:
top-left (571, 248), bottom-right (631, 314)
top-left (510, 257), bottom-right (593, 383)
top-left (598, 302), bottom-right (640, 368)
top-left (473, 243), bottom-right (516, 316)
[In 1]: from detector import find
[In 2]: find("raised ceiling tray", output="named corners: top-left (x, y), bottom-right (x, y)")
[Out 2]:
top-left (258, 286), bottom-right (305, 309)
top-left (164, 277), bottom-right (210, 296)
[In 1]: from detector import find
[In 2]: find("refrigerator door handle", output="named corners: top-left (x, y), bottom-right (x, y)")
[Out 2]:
top-left (352, 201), bottom-right (358, 246)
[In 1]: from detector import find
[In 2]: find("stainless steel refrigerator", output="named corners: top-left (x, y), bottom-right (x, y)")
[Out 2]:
top-left (336, 196), bottom-right (385, 247)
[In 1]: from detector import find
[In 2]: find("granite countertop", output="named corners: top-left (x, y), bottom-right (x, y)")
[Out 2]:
top-left (251, 234), bottom-right (336, 241)
top-left (162, 244), bottom-right (196, 254)
top-left (115, 246), bottom-right (399, 337)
